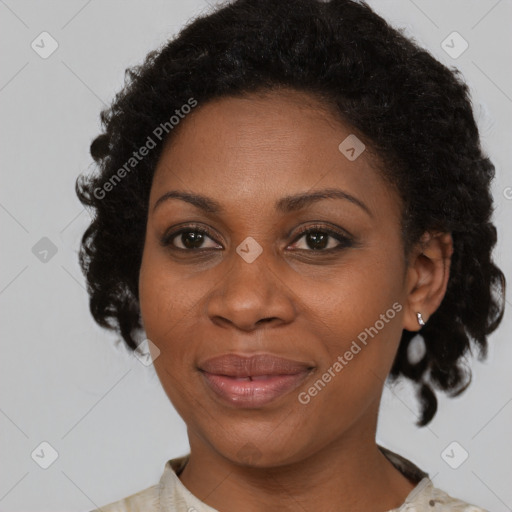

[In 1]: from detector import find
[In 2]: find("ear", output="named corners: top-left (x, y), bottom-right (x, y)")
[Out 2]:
top-left (403, 231), bottom-right (453, 332)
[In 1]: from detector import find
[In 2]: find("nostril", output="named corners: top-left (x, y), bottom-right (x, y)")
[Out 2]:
top-left (257, 317), bottom-right (277, 325)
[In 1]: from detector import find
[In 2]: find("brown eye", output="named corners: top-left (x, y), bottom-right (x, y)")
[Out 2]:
top-left (289, 226), bottom-right (353, 252)
top-left (176, 231), bottom-right (208, 249)
top-left (161, 226), bottom-right (222, 251)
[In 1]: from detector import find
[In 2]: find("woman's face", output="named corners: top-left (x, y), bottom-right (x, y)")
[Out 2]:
top-left (139, 90), bottom-right (417, 466)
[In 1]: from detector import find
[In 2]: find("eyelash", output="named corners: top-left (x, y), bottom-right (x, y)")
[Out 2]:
top-left (161, 223), bottom-right (354, 253)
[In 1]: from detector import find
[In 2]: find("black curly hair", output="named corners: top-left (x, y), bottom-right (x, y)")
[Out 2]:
top-left (76, 0), bottom-right (505, 426)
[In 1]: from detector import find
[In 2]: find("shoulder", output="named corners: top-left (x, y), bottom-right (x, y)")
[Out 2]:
top-left (88, 483), bottom-right (159, 512)
top-left (378, 446), bottom-right (488, 512)
top-left (428, 485), bottom-right (489, 512)
top-left (400, 477), bottom-right (489, 512)
top-left (88, 456), bottom-right (190, 512)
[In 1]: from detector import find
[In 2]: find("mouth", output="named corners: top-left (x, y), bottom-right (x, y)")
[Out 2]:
top-left (198, 353), bottom-right (315, 408)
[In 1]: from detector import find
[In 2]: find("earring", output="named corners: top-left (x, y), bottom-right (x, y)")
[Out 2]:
top-left (416, 312), bottom-right (426, 327)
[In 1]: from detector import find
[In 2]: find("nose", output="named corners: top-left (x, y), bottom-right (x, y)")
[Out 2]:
top-left (205, 246), bottom-right (296, 332)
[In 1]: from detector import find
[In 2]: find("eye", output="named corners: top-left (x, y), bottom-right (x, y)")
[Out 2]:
top-left (161, 225), bottom-right (222, 250)
top-left (161, 223), bottom-right (354, 253)
top-left (288, 225), bottom-right (353, 252)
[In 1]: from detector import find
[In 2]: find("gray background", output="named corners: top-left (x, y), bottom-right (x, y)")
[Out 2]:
top-left (1, 0), bottom-right (511, 510)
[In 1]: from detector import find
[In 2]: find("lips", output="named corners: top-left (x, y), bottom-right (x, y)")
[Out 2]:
top-left (198, 353), bottom-right (314, 408)
top-left (199, 353), bottom-right (312, 377)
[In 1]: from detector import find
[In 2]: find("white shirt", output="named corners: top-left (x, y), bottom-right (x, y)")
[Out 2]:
top-left (90, 447), bottom-right (488, 512)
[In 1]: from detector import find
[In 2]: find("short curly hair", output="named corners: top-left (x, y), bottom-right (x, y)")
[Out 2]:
top-left (76, 0), bottom-right (505, 426)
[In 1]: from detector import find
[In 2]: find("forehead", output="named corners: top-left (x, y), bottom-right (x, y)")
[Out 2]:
top-left (150, 90), bottom-right (400, 220)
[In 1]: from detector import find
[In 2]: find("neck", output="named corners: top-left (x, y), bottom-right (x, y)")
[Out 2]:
top-left (178, 411), bottom-right (416, 512)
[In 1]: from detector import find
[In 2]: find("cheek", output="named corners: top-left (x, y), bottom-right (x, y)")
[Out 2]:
top-left (295, 303), bottom-right (404, 446)
top-left (139, 253), bottom-right (202, 417)
top-left (305, 249), bottom-right (404, 341)
top-left (138, 244), bottom-right (204, 340)
top-left (138, 247), bottom-right (215, 388)
top-left (298, 247), bottom-right (406, 399)
top-left (139, 248), bottom-right (184, 360)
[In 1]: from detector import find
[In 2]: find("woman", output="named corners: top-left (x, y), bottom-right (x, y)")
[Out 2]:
top-left (77, 0), bottom-right (505, 510)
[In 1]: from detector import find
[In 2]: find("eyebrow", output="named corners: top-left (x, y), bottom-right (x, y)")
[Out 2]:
top-left (153, 187), bottom-right (373, 217)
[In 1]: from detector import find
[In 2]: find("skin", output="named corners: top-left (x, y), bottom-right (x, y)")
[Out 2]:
top-left (138, 89), bottom-right (453, 512)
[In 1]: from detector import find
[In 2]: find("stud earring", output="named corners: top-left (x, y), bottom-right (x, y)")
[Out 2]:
top-left (416, 312), bottom-right (426, 327)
